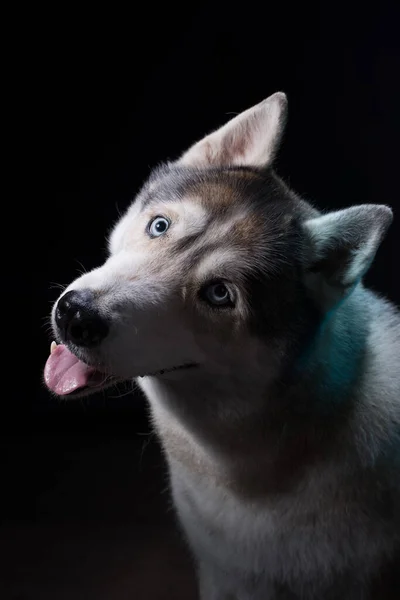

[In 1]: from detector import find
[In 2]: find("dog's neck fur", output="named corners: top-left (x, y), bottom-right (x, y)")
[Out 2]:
top-left (143, 286), bottom-right (371, 498)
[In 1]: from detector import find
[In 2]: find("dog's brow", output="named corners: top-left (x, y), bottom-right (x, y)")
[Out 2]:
top-left (194, 246), bottom-right (246, 281)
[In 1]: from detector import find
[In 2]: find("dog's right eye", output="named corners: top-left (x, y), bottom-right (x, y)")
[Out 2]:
top-left (148, 216), bottom-right (170, 238)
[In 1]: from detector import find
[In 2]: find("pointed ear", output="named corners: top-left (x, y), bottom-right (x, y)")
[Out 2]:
top-left (179, 92), bottom-right (288, 169)
top-left (302, 204), bottom-right (393, 307)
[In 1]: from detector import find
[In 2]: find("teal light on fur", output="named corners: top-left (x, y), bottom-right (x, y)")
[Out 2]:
top-left (296, 279), bottom-right (366, 403)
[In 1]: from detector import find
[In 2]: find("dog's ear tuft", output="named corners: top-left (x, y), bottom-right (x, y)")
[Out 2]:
top-left (179, 92), bottom-right (287, 169)
top-left (302, 204), bottom-right (393, 306)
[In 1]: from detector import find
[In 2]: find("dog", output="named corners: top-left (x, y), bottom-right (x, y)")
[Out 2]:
top-left (44, 92), bottom-right (400, 598)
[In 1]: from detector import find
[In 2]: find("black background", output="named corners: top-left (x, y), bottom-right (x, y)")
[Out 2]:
top-left (3, 2), bottom-right (400, 598)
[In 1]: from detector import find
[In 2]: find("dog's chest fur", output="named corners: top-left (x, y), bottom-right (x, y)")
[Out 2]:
top-left (140, 377), bottom-right (397, 597)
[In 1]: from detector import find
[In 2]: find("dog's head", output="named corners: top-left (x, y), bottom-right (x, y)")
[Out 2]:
top-left (44, 93), bottom-right (392, 397)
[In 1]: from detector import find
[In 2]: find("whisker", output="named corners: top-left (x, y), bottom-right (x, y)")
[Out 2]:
top-left (49, 282), bottom-right (68, 291)
top-left (108, 384), bottom-right (136, 399)
top-left (138, 433), bottom-right (156, 472)
top-left (114, 202), bottom-right (123, 219)
top-left (74, 260), bottom-right (88, 276)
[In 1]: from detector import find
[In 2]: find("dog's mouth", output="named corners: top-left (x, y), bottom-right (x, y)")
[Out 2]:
top-left (43, 343), bottom-right (114, 396)
top-left (44, 342), bottom-right (197, 397)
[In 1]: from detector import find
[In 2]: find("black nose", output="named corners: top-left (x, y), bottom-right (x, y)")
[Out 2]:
top-left (55, 290), bottom-right (109, 347)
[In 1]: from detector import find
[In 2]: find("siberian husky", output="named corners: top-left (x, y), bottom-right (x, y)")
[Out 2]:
top-left (44, 93), bottom-right (400, 598)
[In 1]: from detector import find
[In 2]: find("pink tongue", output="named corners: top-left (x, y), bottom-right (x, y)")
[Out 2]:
top-left (44, 344), bottom-right (95, 395)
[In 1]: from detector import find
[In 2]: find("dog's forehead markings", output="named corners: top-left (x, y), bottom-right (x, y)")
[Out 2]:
top-left (196, 181), bottom-right (242, 213)
top-left (113, 170), bottom-right (266, 258)
top-left (143, 166), bottom-right (262, 215)
top-left (194, 247), bottom-right (248, 281)
top-left (176, 197), bottom-right (209, 234)
top-left (223, 210), bottom-right (260, 240)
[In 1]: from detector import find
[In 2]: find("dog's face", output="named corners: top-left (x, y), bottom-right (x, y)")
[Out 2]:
top-left (44, 93), bottom-right (392, 397)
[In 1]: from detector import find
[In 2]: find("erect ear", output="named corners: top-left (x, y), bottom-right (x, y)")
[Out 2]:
top-left (179, 92), bottom-right (288, 169)
top-left (302, 204), bottom-right (393, 307)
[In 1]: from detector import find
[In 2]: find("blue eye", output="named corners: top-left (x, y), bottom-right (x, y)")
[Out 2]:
top-left (148, 216), bottom-right (170, 237)
top-left (202, 282), bottom-right (234, 307)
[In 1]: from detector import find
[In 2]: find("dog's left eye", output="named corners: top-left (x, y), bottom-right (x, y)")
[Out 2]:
top-left (201, 282), bottom-right (234, 307)
top-left (148, 216), bottom-right (170, 237)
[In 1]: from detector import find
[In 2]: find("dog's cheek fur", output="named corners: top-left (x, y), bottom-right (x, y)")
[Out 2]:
top-left (247, 272), bottom-right (320, 369)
